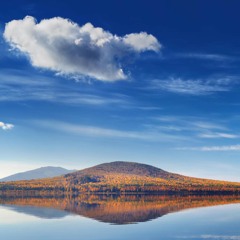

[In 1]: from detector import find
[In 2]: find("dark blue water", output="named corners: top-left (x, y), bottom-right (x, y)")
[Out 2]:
top-left (0, 196), bottom-right (239, 240)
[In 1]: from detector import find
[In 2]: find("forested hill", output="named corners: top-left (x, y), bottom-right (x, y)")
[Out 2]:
top-left (68, 161), bottom-right (185, 180)
top-left (0, 161), bottom-right (240, 195)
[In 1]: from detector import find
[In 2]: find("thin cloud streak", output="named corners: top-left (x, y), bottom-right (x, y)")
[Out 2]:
top-left (176, 53), bottom-right (235, 61)
top-left (34, 120), bottom-right (187, 142)
top-left (152, 115), bottom-right (235, 139)
top-left (198, 132), bottom-right (238, 139)
top-left (178, 235), bottom-right (240, 240)
top-left (149, 76), bottom-right (237, 95)
top-left (177, 144), bottom-right (240, 151)
top-left (0, 70), bottom-right (130, 106)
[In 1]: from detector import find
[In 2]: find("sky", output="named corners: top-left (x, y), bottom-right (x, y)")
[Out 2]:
top-left (0, 0), bottom-right (240, 181)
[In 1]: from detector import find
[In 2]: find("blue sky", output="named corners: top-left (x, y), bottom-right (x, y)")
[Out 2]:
top-left (1, 0), bottom-right (240, 181)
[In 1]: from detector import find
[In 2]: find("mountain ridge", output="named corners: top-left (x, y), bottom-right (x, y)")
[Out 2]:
top-left (0, 166), bottom-right (75, 182)
top-left (0, 161), bottom-right (240, 195)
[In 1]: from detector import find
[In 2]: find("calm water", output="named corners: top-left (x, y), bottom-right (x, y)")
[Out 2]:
top-left (0, 195), bottom-right (239, 240)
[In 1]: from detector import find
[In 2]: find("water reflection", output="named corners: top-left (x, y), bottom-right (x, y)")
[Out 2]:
top-left (0, 195), bottom-right (239, 224)
top-left (1, 204), bottom-right (69, 219)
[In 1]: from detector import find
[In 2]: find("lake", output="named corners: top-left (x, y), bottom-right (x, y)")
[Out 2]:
top-left (0, 195), bottom-right (239, 240)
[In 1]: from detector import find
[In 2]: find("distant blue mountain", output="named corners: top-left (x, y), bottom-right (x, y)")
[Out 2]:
top-left (0, 166), bottom-right (76, 182)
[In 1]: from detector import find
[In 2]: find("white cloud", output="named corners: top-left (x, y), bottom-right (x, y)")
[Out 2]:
top-left (0, 121), bottom-right (14, 130)
top-left (150, 76), bottom-right (236, 95)
top-left (4, 16), bottom-right (160, 81)
top-left (123, 32), bottom-right (160, 52)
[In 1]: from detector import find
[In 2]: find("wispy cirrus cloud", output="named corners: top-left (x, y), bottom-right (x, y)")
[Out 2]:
top-left (149, 76), bottom-right (237, 95)
top-left (0, 70), bottom-right (130, 106)
top-left (176, 53), bottom-right (234, 61)
top-left (191, 121), bottom-right (227, 131)
top-left (0, 121), bottom-right (14, 130)
top-left (34, 120), bottom-right (187, 142)
top-left (178, 144), bottom-right (240, 151)
top-left (178, 235), bottom-right (240, 239)
top-left (4, 16), bottom-right (160, 81)
top-left (0, 70), bottom-right (164, 110)
top-left (155, 116), bottom-right (227, 130)
top-left (151, 115), bottom-right (238, 140)
top-left (198, 132), bottom-right (238, 139)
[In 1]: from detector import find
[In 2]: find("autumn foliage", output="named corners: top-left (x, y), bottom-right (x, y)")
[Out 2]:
top-left (0, 162), bottom-right (240, 195)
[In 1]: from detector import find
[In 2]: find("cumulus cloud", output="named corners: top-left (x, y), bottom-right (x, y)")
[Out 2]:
top-left (0, 121), bottom-right (14, 130)
top-left (4, 16), bottom-right (161, 81)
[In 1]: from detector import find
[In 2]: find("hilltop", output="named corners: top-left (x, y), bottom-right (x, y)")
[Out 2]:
top-left (0, 161), bottom-right (240, 195)
top-left (70, 161), bottom-right (183, 179)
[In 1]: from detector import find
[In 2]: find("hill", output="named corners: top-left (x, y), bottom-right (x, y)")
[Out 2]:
top-left (0, 166), bottom-right (75, 182)
top-left (72, 161), bottom-right (183, 180)
top-left (0, 161), bottom-right (240, 195)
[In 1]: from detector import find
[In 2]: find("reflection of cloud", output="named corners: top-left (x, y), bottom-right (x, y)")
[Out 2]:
top-left (4, 16), bottom-right (160, 81)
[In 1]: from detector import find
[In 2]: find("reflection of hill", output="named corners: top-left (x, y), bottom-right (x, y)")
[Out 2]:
top-left (0, 167), bottom-right (74, 182)
top-left (0, 195), bottom-right (240, 224)
top-left (1, 204), bottom-right (69, 219)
